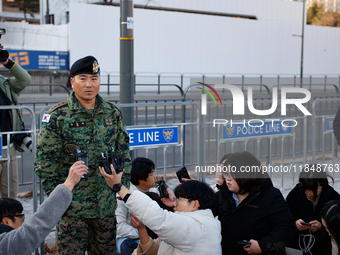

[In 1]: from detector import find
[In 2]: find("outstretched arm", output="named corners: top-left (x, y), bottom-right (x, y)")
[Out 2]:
top-left (5, 57), bottom-right (31, 94)
top-left (130, 213), bottom-right (149, 246)
top-left (0, 162), bottom-right (87, 255)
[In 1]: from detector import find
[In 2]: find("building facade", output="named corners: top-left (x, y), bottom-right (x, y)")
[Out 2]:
top-left (0, 0), bottom-right (40, 23)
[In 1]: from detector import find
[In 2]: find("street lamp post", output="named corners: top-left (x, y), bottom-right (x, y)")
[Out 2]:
top-left (300, 0), bottom-right (306, 87)
top-left (120, 0), bottom-right (134, 126)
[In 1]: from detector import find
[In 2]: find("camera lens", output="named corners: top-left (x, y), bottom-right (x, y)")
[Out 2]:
top-left (22, 136), bottom-right (32, 151)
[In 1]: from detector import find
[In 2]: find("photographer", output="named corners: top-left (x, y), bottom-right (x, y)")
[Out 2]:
top-left (0, 46), bottom-right (31, 198)
top-left (116, 157), bottom-right (159, 254)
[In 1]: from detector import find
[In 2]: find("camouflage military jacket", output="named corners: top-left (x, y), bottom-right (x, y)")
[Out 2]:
top-left (34, 93), bottom-right (131, 219)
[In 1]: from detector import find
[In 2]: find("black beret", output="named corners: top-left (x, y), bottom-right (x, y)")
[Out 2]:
top-left (70, 55), bottom-right (100, 77)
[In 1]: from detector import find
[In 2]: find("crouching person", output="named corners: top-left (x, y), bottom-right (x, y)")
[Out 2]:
top-left (116, 157), bottom-right (159, 254)
top-left (100, 165), bottom-right (222, 255)
top-left (0, 161), bottom-right (88, 255)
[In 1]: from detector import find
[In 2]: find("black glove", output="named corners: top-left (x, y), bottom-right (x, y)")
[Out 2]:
top-left (0, 50), bottom-right (9, 62)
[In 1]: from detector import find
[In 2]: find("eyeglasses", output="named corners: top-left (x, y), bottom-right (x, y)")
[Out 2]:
top-left (149, 171), bottom-right (157, 177)
top-left (8, 214), bottom-right (25, 221)
top-left (175, 197), bottom-right (192, 205)
top-left (224, 173), bottom-right (234, 181)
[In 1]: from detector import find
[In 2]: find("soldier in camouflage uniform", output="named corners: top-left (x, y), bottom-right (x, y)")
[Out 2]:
top-left (34, 56), bottom-right (131, 255)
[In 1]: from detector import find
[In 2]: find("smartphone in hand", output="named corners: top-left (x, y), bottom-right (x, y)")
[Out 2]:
top-left (301, 222), bottom-right (312, 226)
top-left (176, 167), bottom-right (190, 183)
top-left (238, 240), bottom-right (251, 247)
top-left (76, 149), bottom-right (88, 179)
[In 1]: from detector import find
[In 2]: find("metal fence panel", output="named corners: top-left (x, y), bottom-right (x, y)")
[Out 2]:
top-left (0, 105), bottom-right (37, 207)
top-left (311, 98), bottom-right (340, 182)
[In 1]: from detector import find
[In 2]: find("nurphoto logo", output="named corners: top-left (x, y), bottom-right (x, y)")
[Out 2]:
top-left (199, 83), bottom-right (312, 128)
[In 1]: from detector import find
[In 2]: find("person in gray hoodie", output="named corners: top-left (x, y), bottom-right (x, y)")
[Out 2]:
top-left (0, 160), bottom-right (88, 255)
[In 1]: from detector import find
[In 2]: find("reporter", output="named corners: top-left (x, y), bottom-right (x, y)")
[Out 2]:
top-left (286, 165), bottom-right (340, 255)
top-left (116, 157), bottom-right (159, 254)
top-left (214, 151), bottom-right (295, 255)
top-left (215, 153), bottom-right (232, 186)
top-left (100, 165), bottom-right (222, 255)
top-left (0, 161), bottom-right (88, 255)
top-left (321, 200), bottom-right (340, 255)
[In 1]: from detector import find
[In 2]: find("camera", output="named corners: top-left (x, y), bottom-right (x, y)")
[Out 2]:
top-left (76, 149), bottom-right (88, 179)
top-left (99, 153), bottom-right (112, 175)
top-left (99, 147), bottom-right (125, 175)
top-left (0, 27), bottom-right (6, 49)
top-left (156, 179), bottom-right (169, 198)
top-left (0, 27), bottom-right (9, 62)
top-left (13, 131), bottom-right (32, 152)
top-left (109, 148), bottom-right (125, 174)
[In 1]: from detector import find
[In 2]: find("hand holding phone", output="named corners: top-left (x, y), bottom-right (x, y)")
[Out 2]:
top-left (76, 149), bottom-right (88, 179)
top-left (300, 222), bottom-right (312, 226)
top-left (238, 240), bottom-right (251, 247)
top-left (176, 167), bottom-right (190, 183)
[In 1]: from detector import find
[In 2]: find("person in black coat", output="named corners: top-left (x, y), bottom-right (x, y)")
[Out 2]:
top-left (213, 151), bottom-right (295, 255)
top-left (286, 165), bottom-right (340, 255)
top-left (321, 200), bottom-right (340, 255)
top-left (333, 106), bottom-right (340, 146)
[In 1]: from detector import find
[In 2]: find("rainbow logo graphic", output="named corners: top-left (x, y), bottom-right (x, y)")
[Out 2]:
top-left (197, 82), bottom-right (223, 115)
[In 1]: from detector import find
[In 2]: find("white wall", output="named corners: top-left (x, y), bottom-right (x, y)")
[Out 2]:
top-left (305, 25), bottom-right (340, 75)
top-left (130, 0), bottom-right (302, 23)
top-left (1, 0), bottom-right (340, 76)
top-left (68, 2), bottom-right (307, 74)
top-left (0, 21), bottom-right (68, 51)
top-left (45, 0), bottom-right (302, 24)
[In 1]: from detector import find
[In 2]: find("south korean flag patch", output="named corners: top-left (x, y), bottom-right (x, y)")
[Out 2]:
top-left (42, 114), bottom-right (51, 123)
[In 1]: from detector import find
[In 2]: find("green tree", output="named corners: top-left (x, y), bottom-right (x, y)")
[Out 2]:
top-left (9, 0), bottom-right (39, 22)
top-left (307, 2), bottom-right (324, 24)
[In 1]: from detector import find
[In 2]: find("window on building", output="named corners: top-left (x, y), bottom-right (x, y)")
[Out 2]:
top-left (2, 0), bottom-right (21, 13)
top-left (45, 14), bottom-right (54, 24)
top-left (66, 11), bottom-right (69, 23)
top-left (50, 14), bottom-right (54, 25)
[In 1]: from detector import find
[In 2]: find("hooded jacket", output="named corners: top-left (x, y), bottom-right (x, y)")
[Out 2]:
top-left (0, 224), bottom-right (13, 234)
top-left (286, 183), bottom-right (340, 255)
top-left (214, 178), bottom-right (295, 255)
top-left (116, 183), bottom-right (158, 240)
top-left (126, 190), bottom-right (222, 255)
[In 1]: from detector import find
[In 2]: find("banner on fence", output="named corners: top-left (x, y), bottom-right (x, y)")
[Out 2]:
top-left (0, 50), bottom-right (69, 71)
top-left (326, 117), bottom-right (334, 131)
top-left (127, 127), bottom-right (179, 147)
top-left (223, 120), bottom-right (292, 139)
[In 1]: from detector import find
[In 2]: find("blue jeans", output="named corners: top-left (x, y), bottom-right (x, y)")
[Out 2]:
top-left (116, 237), bottom-right (139, 254)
